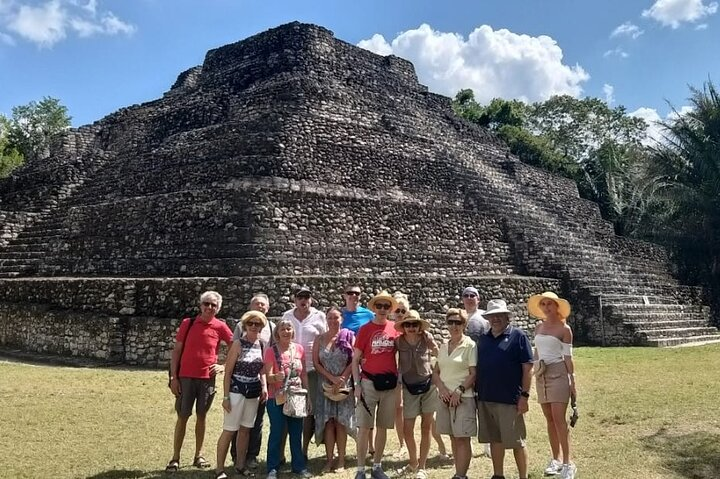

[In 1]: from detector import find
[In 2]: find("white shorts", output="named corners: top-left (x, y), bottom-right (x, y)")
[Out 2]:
top-left (222, 392), bottom-right (260, 431)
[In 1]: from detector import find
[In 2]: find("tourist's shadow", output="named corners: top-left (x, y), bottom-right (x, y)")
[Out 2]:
top-left (85, 469), bottom-right (210, 479)
top-left (644, 427), bottom-right (720, 479)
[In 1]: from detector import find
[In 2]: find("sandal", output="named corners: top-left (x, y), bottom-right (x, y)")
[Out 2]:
top-left (192, 456), bottom-right (211, 469)
top-left (214, 471), bottom-right (228, 479)
top-left (165, 459), bottom-right (180, 472)
top-left (235, 466), bottom-right (256, 477)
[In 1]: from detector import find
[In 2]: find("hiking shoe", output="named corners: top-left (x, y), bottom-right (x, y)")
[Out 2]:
top-left (266, 470), bottom-right (278, 479)
top-left (370, 467), bottom-right (390, 479)
top-left (246, 458), bottom-right (259, 470)
top-left (297, 470), bottom-right (313, 478)
top-left (560, 463), bottom-right (577, 479)
top-left (544, 459), bottom-right (563, 475)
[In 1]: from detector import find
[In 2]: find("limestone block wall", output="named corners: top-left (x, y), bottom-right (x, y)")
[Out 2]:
top-left (0, 275), bottom-right (561, 366)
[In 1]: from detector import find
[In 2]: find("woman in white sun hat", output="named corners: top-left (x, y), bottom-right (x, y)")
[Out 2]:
top-left (527, 291), bottom-right (577, 479)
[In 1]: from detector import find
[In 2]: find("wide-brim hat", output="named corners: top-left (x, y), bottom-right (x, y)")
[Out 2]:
top-left (394, 309), bottom-right (431, 332)
top-left (528, 292), bottom-right (571, 320)
top-left (240, 310), bottom-right (268, 327)
top-left (368, 290), bottom-right (398, 312)
top-left (482, 299), bottom-right (512, 318)
top-left (322, 383), bottom-right (351, 402)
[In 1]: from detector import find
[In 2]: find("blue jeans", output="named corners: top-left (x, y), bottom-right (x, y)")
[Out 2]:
top-left (266, 398), bottom-right (305, 473)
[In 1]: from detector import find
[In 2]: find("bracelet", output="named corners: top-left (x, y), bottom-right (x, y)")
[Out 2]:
top-left (223, 395), bottom-right (230, 400)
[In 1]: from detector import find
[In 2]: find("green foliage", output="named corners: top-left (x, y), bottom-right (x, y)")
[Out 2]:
top-left (7, 96), bottom-right (71, 163)
top-left (644, 81), bottom-right (720, 282)
top-left (0, 115), bottom-right (24, 178)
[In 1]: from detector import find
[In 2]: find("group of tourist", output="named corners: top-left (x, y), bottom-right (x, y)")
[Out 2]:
top-left (166, 285), bottom-right (578, 479)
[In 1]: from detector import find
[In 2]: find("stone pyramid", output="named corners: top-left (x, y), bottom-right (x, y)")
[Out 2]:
top-left (0, 22), bottom-right (717, 364)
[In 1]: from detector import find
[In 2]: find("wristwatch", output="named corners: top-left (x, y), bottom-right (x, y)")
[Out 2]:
top-left (456, 385), bottom-right (466, 394)
top-left (520, 391), bottom-right (530, 398)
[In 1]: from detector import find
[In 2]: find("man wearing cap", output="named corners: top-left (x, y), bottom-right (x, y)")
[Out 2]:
top-left (281, 286), bottom-right (327, 458)
top-left (352, 290), bottom-right (400, 479)
top-left (230, 293), bottom-right (274, 471)
top-left (341, 284), bottom-right (375, 335)
top-left (475, 299), bottom-right (533, 479)
top-left (463, 286), bottom-right (489, 338)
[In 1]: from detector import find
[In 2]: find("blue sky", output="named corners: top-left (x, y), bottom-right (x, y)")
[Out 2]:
top-left (1, 0), bottom-right (718, 140)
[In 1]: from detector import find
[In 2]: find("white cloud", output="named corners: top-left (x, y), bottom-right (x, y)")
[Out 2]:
top-left (358, 24), bottom-right (589, 104)
top-left (603, 84), bottom-right (615, 105)
top-left (642, 0), bottom-right (718, 28)
top-left (2, 0), bottom-right (135, 47)
top-left (8, 0), bottom-right (66, 47)
top-left (695, 22), bottom-right (709, 29)
top-left (603, 47), bottom-right (629, 58)
top-left (610, 22), bottom-right (644, 39)
top-left (630, 105), bottom-right (694, 145)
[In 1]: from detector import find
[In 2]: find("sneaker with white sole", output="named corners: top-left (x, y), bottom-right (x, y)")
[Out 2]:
top-left (415, 469), bottom-right (428, 479)
top-left (560, 463), bottom-right (577, 479)
top-left (266, 471), bottom-right (278, 479)
top-left (297, 470), bottom-right (313, 478)
top-left (355, 470), bottom-right (367, 479)
top-left (544, 459), bottom-right (562, 476)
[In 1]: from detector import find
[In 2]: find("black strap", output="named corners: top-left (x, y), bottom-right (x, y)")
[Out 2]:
top-left (174, 316), bottom-right (196, 377)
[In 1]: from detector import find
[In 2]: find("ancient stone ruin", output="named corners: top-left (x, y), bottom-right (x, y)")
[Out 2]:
top-left (0, 22), bottom-right (718, 365)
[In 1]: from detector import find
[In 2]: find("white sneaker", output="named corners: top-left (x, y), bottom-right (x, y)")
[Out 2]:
top-left (267, 470), bottom-right (278, 479)
top-left (544, 459), bottom-right (562, 476)
top-left (560, 463), bottom-right (577, 479)
top-left (483, 443), bottom-right (492, 457)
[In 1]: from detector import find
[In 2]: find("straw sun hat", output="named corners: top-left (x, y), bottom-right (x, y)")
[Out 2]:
top-left (322, 383), bottom-right (351, 402)
top-left (394, 309), bottom-right (431, 332)
top-left (527, 291), bottom-right (572, 320)
top-left (368, 290), bottom-right (398, 312)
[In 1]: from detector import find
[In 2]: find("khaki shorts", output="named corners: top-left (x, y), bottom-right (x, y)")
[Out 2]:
top-left (477, 400), bottom-right (527, 449)
top-left (223, 392), bottom-right (260, 431)
top-left (436, 395), bottom-right (477, 437)
top-left (175, 377), bottom-right (216, 418)
top-left (356, 379), bottom-right (397, 429)
top-left (402, 384), bottom-right (439, 419)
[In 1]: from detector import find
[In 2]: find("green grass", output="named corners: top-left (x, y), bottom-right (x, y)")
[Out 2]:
top-left (1, 346), bottom-right (720, 479)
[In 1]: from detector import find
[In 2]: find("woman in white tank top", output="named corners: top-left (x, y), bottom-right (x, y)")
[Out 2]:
top-left (528, 292), bottom-right (577, 479)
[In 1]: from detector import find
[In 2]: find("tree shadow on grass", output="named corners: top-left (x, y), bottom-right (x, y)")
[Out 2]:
top-left (86, 469), bottom-right (209, 479)
top-left (644, 427), bottom-right (720, 479)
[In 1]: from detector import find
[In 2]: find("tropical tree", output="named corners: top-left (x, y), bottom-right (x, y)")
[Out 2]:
top-left (645, 81), bottom-right (720, 281)
top-left (7, 96), bottom-right (71, 163)
top-left (0, 115), bottom-right (23, 178)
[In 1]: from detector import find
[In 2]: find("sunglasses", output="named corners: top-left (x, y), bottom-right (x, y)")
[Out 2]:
top-left (245, 321), bottom-right (263, 328)
top-left (345, 291), bottom-right (361, 296)
top-left (463, 293), bottom-right (477, 298)
top-left (296, 294), bottom-right (311, 299)
top-left (395, 308), bottom-right (407, 315)
top-left (202, 302), bottom-right (218, 308)
top-left (374, 303), bottom-right (392, 310)
top-left (446, 320), bottom-right (464, 326)
top-left (403, 321), bottom-right (420, 328)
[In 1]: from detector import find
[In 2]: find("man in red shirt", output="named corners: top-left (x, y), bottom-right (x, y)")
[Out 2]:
top-left (352, 290), bottom-right (400, 479)
top-left (166, 291), bottom-right (234, 472)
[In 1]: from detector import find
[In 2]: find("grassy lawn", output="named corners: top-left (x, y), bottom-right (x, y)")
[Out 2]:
top-left (1, 346), bottom-right (720, 479)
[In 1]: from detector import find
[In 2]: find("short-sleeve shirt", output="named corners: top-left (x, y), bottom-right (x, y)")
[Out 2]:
top-left (342, 306), bottom-right (375, 335)
top-left (282, 308), bottom-right (327, 372)
top-left (475, 325), bottom-right (533, 405)
top-left (264, 343), bottom-right (305, 399)
top-left (466, 309), bottom-right (490, 338)
top-left (436, 335), bottom-right (477, 398)
top-left (396, 335), bottom-right (433, 383)
top-left (355, 320), bottom-right (399, 377)
top-left (176, 316), bottom-right (233, 379)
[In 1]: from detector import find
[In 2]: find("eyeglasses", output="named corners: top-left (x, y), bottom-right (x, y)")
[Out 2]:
top-left (395, 308), bottom-right (407, 315)
top-left (202, 302), bottom-right (218, 308)
top-left (245, 322), bottom-right (263, 328)
top-left (345, 291), bottom-right (361, 296)
top-left (463, 293), bottom-right (477, 299)
top-left (374, 303), bottom-right (392, 310)
top-left (446, 320), bottom-right (464, 326)
top-left (403, 321), bottom-right (420, 328)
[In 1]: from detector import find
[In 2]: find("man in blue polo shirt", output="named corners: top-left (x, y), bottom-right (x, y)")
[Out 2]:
top-left (475, 299), bottom-right (533, 479)
top-left (341, 284), bottom-right (375, 334)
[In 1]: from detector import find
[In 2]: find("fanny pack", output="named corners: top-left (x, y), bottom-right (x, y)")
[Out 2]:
top-left (233, 380), bottom-right (262, 399)
top-left (403, 376), bottom-right (432, 395)
top-left (365, 372), bottom-right (398, 391)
